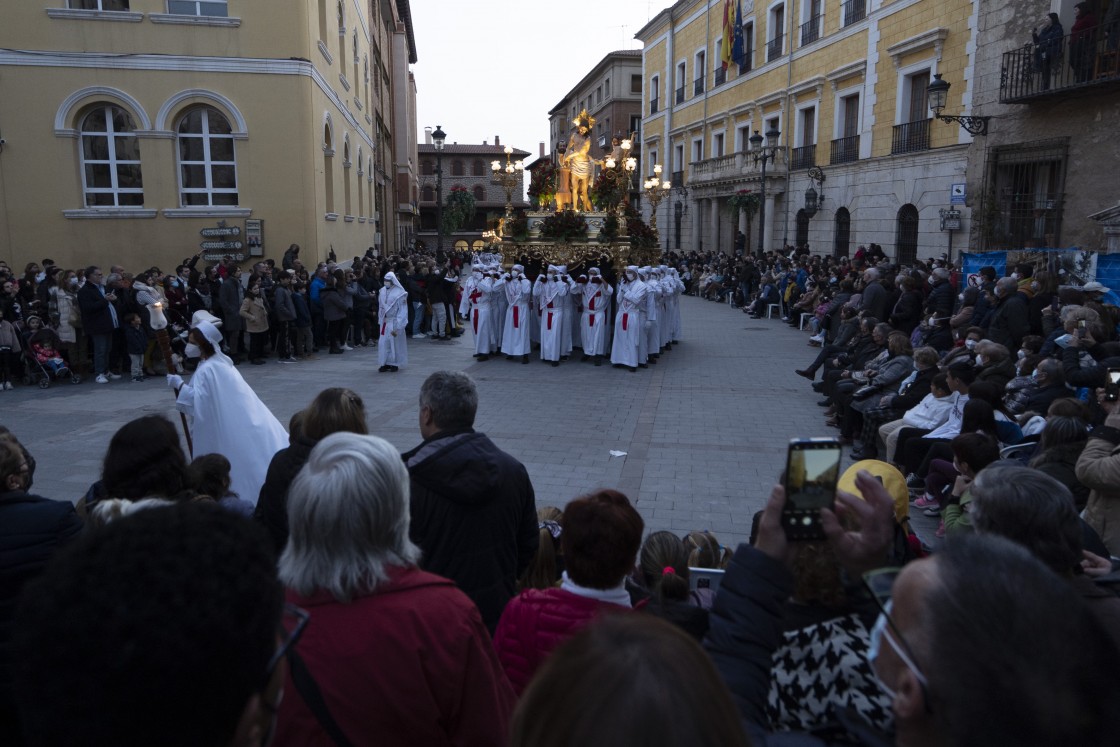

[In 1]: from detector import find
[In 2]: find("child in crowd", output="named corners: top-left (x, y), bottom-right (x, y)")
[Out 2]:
top-left (28, 326), bottom-right (68, 375)
top-left (190, 453), bottom-right (254, 517)
top-left (518, 506), bottom-right (564, 591)
top-left (124, 313), bottom-right (148, 382)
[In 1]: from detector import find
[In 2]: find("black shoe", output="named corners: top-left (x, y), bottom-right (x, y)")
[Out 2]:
top-left (594, 356), bottom-right (601, 367)
top-left (850, 448), bottom-right (875, 460)
top-left (378, 365), bottom-right (391, 373)
top-left (795, 369), bottom-right (814, 380)
top-left (647, 357), bottom-right (657, 364)
top-left (551, 361), bottom-right (559, 367)
top-left (522, 355), bottom-right (530, 364)
top-left (638, 363), bottom-right (648, 369)
top-left (817, 399), bottom-right (832, 407)
top-left (251, 359), bottom-right (265, 365)
top-left (477, 354), bottom-right (489, 361)
top-left (581, 354), bottom-right (590, 362)
top-left (389, 366), bottom-right (399, 372)
top-left (560, 356), bottom-right (569, 361)
top-left (613, 363), bottom-right (623, 369)
top-left (628, 366), bottom-right (638, 372)
top-left (811, 382), bottom-right (825, 393)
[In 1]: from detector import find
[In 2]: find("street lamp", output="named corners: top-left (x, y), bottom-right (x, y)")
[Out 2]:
top-left (432, 124), bottom-right (446, 252)
top-left (926, 73), bottom-right (991, 136)
top-left (804, 166), bottom-right (825, 218)
top-left (491, 145), bottom-right (525, 236)
top-left (644, 163), bottom-right (672, 247)
top-left (749, 125), bottom-right (781, 257)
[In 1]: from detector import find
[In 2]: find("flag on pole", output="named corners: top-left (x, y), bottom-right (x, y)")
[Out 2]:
top-left (720, 0), bottom-right (734, 70)
top-left (731, 0), bottom-right (746, 68)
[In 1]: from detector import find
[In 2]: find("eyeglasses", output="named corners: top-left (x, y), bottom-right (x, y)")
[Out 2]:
top-left (263, 603), bottom-right (310, 686)
top-left (862, 568), bottom-right (931, 709)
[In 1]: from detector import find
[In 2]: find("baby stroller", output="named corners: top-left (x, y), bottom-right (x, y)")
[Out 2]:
top-left (21, 327), bottom-right (81, 388)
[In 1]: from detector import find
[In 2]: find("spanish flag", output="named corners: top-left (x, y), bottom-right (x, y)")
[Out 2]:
top-left (720, 0), bottom-right (734, 70)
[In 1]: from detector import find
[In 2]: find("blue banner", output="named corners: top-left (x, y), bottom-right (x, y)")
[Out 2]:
top-left (1095, 253), bottom-right (1120, 306)
top-left (960, 251), bottom-right (1007, 287)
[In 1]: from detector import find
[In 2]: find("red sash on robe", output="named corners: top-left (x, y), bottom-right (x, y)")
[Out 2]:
top-left (513, 306), bottom-right (519, 328)
top-left (473, 309), bottom-right (479, 333)
top-left (547, 312), bottom-right (553, 330)
top-left (622, 313), bottom-right (628, 331)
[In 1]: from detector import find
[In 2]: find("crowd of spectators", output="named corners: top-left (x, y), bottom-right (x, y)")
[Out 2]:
top-left (2, 241), bottom-right (1120, 745)
top-left (0, 247), bottom-right (470, 387)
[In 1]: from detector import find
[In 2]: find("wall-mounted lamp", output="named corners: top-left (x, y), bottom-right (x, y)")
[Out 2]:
top-left (804, 166), bottom-right (826, 218)
top-left (927, 74), bottom-right (991, 136)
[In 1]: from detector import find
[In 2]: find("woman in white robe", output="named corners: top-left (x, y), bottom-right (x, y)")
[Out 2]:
top-left (500, 264), bottom-right (532, 362)
top-left (533, 265), bottom-right (568, 366)
top-left (580, 267), bottom-right (613, 364)
top-left (167, 320), bottom-right (287, 505)
top-left (610, 268), bottom-right (646, 372)
top-left (378, 271), bottom-right (409, 372)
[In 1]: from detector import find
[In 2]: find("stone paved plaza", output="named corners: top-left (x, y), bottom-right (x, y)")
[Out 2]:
top-left (2, 296), bottom-right (857, 549)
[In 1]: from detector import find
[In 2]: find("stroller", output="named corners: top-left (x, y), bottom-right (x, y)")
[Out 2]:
top-left (21, 327), bottom-right (81, 388)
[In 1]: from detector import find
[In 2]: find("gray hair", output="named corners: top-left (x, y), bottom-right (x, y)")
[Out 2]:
top-left (863, 267), bottom-right (880, 281)
top-left (279, 432), bottom-right (420, 601)
top-left (931, 267), bottom-right (949, 281)
top-left (419, 370), bottom-right (478, 430)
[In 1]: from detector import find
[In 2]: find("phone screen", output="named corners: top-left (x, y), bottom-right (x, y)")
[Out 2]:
top-left (782, 439), bottom-right (841, 540)
top-left (1109, 369), bottom-right (1120, 385)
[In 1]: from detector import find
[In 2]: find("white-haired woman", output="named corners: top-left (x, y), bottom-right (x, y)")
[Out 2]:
top-left (273, 432), bottom-right (516, 747)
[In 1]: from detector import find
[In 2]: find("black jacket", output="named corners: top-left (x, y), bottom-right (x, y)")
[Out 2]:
top-left (986, 292), bottom-right (1030, 352)
top-left (924, 279), bottom-right (955, 319)
top-left (254, 434), bottom-right (316, 554)
top-left (888, 365), bottom-right (937, 411)
top-left (76, 283), bottom-right (118, 336)
top-left (404, 429), bottom-right (538, 632)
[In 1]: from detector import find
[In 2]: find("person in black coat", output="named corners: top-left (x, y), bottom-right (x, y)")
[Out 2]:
top-left (889, 276), bottom-right (924, 335)
top-left (0, 433), bottom-right (83, 738)
top-left (404, 371), bottom-right (538, 632)
top-left (923, 268), bottom-right (955, 320)
top-left (986, 277), bottom-right (1030, 352)
top-left (76, 266), bottom-right (121, 382)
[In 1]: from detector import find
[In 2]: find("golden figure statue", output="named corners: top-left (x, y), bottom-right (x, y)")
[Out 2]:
top-left (554, 143), bottom-right (572, 212)
top-left (563, 109), bottom-right (596, 212)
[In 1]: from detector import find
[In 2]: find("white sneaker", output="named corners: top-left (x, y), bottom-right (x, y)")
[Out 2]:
top-left (414, 333), bottom-right (427, 339)
top-left (341, 344), bottom-right (353, 351)
top-left (809, 333), bottom-right (824, 343)
top-left (95, 374), bottom-right (109, 384)
top-left (2, 381), bottom-right (11, 390)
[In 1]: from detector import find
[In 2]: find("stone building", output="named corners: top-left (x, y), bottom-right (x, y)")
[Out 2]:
top-left (0, 0), bottom-right (418, 271)
top-left (636, 0), bottom-right (981, 262)
top-left (966, 0), bottom-right (1120, 252)
top-left (548, 50), bottom-right (645, 166)
top-left (416, 132), bottom-right (530, 253)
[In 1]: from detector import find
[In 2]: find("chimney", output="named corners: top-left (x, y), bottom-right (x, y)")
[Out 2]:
top-left (539, 141), bottom-right (545, 158)
top-left (423, 126), bottom-right (432, 145)
top-left (495, 135), bottom-right (500, 147)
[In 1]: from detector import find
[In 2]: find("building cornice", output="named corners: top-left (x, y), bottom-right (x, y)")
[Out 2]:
top-left (887, 28), bottom-right (949, 69)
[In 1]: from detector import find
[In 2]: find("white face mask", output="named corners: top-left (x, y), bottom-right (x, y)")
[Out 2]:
top-left (184, 343), bottom-right (202, 359)
top-left (975, 355), bottom-right (986, 367)
top-left (965, 339), bottom-right (977, 350)
top-left (384, 281), bottom-right (392, 288)
top-left (1017, 349), bottom-right (1027, 360)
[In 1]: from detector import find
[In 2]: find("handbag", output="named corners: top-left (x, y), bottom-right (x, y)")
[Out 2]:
top-left (853, 385), bottom-right (878, 400)
top-left (69, 302), bottom-right (82, 329)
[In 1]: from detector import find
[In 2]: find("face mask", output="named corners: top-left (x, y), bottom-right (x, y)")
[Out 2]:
top-left (1031, 369), bottom-right (1039, 382)
top-left (958, 293), bottom-right (965, 301)
top-left (965, 339), bottom-right (977, 350)
top-left (511, 270), bottom-right (520, 278)
top-left (1017, 349), bottom-right (1027, 360)
top-left (384, 281), bottom-right (392, 288)
top-left (1010, 273), bottom-right (1019, 280)
top-left (184, 343), bottom-right (202, 358)
top-left (975, 355), bottom-right (986, 367)
top-left (69, 279), bottom-right (79, 288)
top-left (866, 605), bottom-right (898, 699)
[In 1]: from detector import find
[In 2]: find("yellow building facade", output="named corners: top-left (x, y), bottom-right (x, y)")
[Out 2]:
top-left (0, 0), bottom-right (417, 273)
top-left (638, 0), bottom-right (978, 262)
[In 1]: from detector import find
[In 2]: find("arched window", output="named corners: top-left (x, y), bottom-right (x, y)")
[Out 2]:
top-left (473, 186), bottom-right (485, 201)
top-left (80, 104), bottom-right (144, 207)
top-left (176, 106), bottom-right (237, 206)
top-left (833, 207), bottom-right (851, 257)
top-left (323, 121), bottom-right (335, 213)
top-left (451, 160), bottom-right (464, 176)
top-left (896, 204), bottom-right (920, 265)
top-left (795, 209), bottom-right (810, 248)
top-left (421, 185), bottom-right (434, 202)
top-left (472, 159), bottom-right (485, 176)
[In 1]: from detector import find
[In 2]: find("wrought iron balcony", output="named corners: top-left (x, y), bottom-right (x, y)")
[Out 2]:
top-left (790, 144), bottom-right (816, 170)
top-left (694, 77), bottom-right (705, 96)
top-left (1000, 32), bottom-right (1120, 103)
top-left (800, 15), bottom-right (821, 46)
top-left (676, 86), bottom-right (685, 104)
top-left (650, 96), bottom-right (659, 114)
top-left (714, 67), bottom-right (726, 86)
top-left (767, 34), bottom-right (784, 62)
top-left (841, 0), bottom-right (866, 26)
top-left (891, 119), bottom-right (930, 155)
top-left (830, 135), bottom-right (860, 164)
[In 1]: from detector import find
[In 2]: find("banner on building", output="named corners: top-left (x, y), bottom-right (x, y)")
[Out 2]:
top-left (961, 248), bottom-right (1120, 306)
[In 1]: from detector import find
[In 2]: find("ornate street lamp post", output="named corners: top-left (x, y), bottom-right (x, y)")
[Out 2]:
top-left (491, 146), bottom-right (525, 235)
top-left (432, 124), bottom-right (446, 252)
top-left (749, 125), bottom-right (781, 257)
top-left (644, 163), bottom-right (671, 246)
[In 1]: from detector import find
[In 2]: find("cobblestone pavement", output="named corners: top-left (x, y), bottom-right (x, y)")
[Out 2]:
top-left (2, 296), bottom-right (897, 550)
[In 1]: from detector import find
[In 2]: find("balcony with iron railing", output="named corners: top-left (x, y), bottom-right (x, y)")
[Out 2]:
top-left (767, 34), bottom-right (784, 63)
top-left (671, 170), bottom-right (685, 190)
top-left (650, 96), bottom-right (659, 114)
top-left (694, 77), bottom-right (705, 96)
top-left (676, 86), bottom-right (685, 104)
top-left (891, 119), bottom-right (930, 155)
top-left (738, 51), bottom-right (754, 74)
top-left (790, 144), bottom-right (816, 170)
top-left (841, 0), bottom-right (866, 26)
top-left (830, 135), bottom-right (860, 164)
top-left (714, 67), bottom-right (726, 86)
top-left (800, 15), bottom-right (821, 46)
top-left (1000, 31), bottom-right (1120, 103)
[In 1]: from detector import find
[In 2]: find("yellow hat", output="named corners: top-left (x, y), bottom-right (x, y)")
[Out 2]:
top-left (837, 459), bottom-right (910, 525)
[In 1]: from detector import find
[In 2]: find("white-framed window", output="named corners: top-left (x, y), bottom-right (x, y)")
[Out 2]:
top-left (692, 137), bottom-right (703, 162)
top-left (176, 106), bottom-right (238, 206)
top-left (80, 105), bottom-right (144, 207)
top-left (649, 149), bottom-right (658, 174)
top-left (836, 91), bottom-right (860, 137)
top-left (674, 143), bottom-right (685, 171)
top-left (740, 20), bottom-right (755, 72)
top-left (767, 2), bottom-right (785, 61)
top-left (736, 123), bottom-right (753, 152)
top-left (694, 49), bottom-right (707, 94)
top-left (796, 105), bottom-right (817, 146)
top-left (676, 61), bottom-right (687, 102)
top-left (713, 131), bottom-right (725, 157)
top-left (69, 0), bottom-right (131, 8)
top-left (168, 0), bottom-right (227, 16)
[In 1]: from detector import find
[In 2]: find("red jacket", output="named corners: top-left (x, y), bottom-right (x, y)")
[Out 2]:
top-left (274, 567), bottom-right (515, 747)
top-left (492, 587), bottom-right (631, 694)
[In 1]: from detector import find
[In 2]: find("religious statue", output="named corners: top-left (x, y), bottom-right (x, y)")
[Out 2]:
top-left (554, 142), bottom-right (572, 212)
top-left (563, 109), bottom-right (596, 212)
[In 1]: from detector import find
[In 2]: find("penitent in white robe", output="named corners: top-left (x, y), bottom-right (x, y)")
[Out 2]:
top-left (580, 280), bottom-right (613, 356)
top-left (175, 353), bottom-right (288, 506)
top-left (378, 286), bottom-right (409, 367)
top-left (610, 280), bottom-right (647, 368)
top-left (533, 277), bottom-right (568, 362)
top-left (500, 277), bottom-right (532, 356)
top-left (466, 278), bottom-right (496, 355)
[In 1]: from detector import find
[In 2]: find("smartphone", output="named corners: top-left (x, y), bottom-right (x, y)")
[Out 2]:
top-left (1106, 368), bottom-right (1120, 402)
top-left (781, 438), bottom-right (842, 541)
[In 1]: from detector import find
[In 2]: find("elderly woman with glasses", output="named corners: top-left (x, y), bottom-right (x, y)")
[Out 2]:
top-left (272, 432), bottom-right (515, 747)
